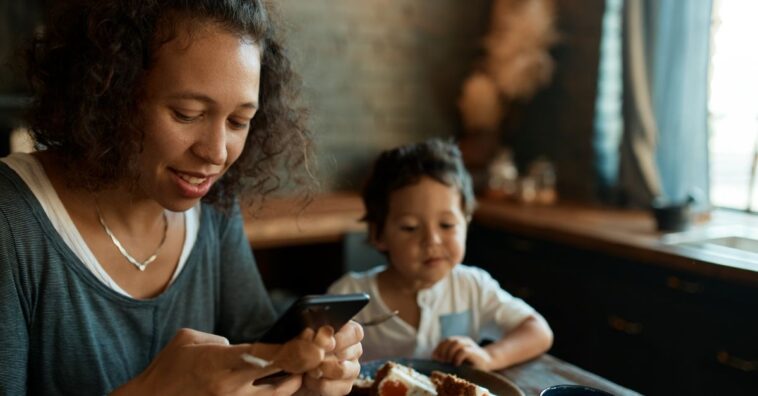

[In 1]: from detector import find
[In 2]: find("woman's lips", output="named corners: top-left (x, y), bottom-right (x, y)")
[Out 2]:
top-left (171, 169), bottom-right (216, 199)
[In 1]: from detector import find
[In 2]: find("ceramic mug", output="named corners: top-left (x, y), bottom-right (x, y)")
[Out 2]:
top-left (651, 194), bottom-right (697, 232)
top-left (651, 202), bottom-right (691, 232)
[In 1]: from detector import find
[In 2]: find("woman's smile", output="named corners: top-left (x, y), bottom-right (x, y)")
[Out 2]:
top-left (169, 168), bottom-right (219, 199)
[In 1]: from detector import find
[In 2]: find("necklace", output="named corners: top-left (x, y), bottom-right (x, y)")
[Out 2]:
top-left (95, 204), bottom-right (168, 272)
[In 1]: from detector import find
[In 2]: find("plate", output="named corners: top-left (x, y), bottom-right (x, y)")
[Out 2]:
top-left (540, 385), bottom-right (615, 396)
top-left (359, 358), bottom-right (525, 396)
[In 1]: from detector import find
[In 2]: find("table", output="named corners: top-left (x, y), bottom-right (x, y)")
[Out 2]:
top-left (500, 354), bottom-right (639, 396)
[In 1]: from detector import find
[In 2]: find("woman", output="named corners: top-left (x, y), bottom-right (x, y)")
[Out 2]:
top-left (0, 1), bottom-right (362, 395)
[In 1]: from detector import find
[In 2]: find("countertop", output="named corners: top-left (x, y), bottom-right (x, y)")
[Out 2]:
top-left (243, 193), bottom-right (758, 285)
top-left (472, 198), bottom-right (758, 286)
top-left (244, 192), bottom-right (366, 249)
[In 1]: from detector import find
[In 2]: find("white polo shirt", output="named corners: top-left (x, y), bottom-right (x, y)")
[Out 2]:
top-left (328, 264), bottom-right (536, 361)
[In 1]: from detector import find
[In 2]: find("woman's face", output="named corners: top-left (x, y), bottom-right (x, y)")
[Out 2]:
top-left (137, 22), bottom-right (261, 212)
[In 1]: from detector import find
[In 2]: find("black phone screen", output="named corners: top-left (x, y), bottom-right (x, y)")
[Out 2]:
top-left (257, 293), bottom-right (370, 344)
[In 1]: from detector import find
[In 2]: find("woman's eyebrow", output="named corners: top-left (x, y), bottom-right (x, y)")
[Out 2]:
top-left (167, 92), bottom-right (258, 109)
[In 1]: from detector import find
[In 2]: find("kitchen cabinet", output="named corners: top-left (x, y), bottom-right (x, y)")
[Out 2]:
top-left (465, 222), bottom-right (758, 396)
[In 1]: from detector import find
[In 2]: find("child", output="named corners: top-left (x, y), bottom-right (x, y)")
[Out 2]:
top-left (328, 138), bottom-right (553, 371)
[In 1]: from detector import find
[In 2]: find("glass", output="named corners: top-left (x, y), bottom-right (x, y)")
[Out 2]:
top-left (527, 157), bottom-right (557, 205)
top-left (486, 148), bottom-right (519, 199)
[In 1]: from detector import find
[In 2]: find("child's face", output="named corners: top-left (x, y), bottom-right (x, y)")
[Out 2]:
top-left (374, 176), bottom-right (468, 288)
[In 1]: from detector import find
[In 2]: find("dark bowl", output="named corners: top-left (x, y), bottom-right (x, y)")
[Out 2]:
top-left (651, 202), bottom-right (691, 232)
top-left (540, 384), bottom-right (615, 396)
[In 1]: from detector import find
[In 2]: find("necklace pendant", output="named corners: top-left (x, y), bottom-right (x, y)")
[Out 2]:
top-left (124, 249), bottom-right (159, 272)
top-left (96, 204), bottom-right (168, 272)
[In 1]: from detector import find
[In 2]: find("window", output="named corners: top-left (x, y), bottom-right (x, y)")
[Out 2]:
top-left (708, 0), bottom-right (758, 211)
top-left (593, 0), bottom-right (624, 195)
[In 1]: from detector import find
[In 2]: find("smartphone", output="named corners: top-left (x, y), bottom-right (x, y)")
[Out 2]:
top-left (257, 293), bottom-right (370, 344)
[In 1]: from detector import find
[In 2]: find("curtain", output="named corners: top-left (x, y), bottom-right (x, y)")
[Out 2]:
top-left (615, 0), bottom-right (712, 207)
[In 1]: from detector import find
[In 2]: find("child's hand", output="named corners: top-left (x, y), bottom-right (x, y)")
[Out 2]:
top-left (272, 326), bottom-right (336, 374)
top-left (432, 336), bottom-right (494, 370)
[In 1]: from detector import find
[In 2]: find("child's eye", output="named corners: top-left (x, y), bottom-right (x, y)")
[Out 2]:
top-left (400, 225), bottom-right (417, 232)
top-left (440, 223), bottom-right (456, 229)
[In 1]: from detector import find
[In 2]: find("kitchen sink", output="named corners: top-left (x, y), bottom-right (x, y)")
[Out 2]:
top-left (696, 236), bottom-right (758, 253)
top-left (657, 210), bottom-right (758, 269)
top-left (664, 230), bottom-right (758, 267)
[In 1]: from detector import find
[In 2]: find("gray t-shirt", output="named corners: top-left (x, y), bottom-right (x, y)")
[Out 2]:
top-left (0, 162), bottom-right (276, 395)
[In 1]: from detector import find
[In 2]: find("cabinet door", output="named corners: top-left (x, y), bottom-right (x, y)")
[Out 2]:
top-left (694, 282), bottom-right (758, 395)
top-left (589, 262), bottom-right (704, 395)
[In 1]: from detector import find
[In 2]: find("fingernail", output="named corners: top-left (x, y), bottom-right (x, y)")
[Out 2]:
top-left (241, 353), bottom-right (270, 367)
top-left (308, 368), bottom-right (323, 379)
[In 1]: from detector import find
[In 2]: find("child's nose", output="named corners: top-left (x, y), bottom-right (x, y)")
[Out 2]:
top-left (422, 228), bottom-right (442, 246)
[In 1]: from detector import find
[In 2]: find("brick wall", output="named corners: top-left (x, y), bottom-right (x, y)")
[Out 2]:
top-left (277, 0), bottom-right (492, 190)
top-left (278, 0), bottom-right (605, 200)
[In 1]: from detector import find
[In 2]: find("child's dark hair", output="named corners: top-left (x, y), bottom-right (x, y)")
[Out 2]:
top-left (362, 138), bottom-right (476, 238)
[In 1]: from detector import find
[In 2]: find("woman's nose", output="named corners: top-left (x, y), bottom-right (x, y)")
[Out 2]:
top-left (193, 122), bottom-right (228, 165)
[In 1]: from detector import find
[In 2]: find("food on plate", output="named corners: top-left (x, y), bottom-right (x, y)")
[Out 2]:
top-left (349, 361), bottom-right (493, 396)
top-left (430, 370), bottom-right (493, 396)
top-left (372, 361), bottom-right (437, 396)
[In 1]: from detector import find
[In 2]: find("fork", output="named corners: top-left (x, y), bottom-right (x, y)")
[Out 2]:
top-left (359, 310), bottom-right (399, 327)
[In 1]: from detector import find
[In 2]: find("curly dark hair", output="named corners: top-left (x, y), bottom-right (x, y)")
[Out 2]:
top-left (362, 138), bottom-right (476, 239)
top-left (24, 0), bottom-right (312, 209)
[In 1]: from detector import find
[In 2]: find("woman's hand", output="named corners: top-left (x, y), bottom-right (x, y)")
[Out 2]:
top-left (270, 326), bottom-right (336, 374)
top-left (111, 328), bottom-right (303, 396)
top-left (299, 321), bottom-right (364, 396)
top-left (432, 336), bottom-right (493, 370)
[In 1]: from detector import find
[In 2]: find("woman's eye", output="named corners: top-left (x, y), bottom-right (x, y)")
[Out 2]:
top-left (227, 118), bottom-right (250, 130)
top-left (400, 225), bottom-right (417, 232)
top-left (440, 223), bottom-right (456, 229)
top-left (173, 110), bottom-right (200, 123)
